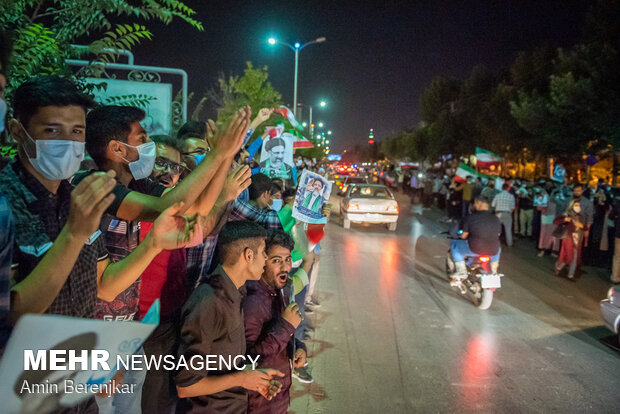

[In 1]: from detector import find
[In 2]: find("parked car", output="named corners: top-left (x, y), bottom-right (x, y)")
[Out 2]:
top-left (601, 286), bottom-right (620, 341)
top-left (340, 184), bottom-right (399, 231)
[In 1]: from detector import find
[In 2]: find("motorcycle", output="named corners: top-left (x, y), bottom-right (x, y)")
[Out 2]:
top-left (445, 232), bottom-right (503, 310)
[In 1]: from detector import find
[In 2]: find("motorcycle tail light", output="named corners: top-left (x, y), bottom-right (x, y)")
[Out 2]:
top-left (479, 256), bottom-right (491, 263)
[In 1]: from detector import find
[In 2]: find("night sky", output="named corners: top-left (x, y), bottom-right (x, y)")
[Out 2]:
top-left (129, 0), bottom-right (592, 152)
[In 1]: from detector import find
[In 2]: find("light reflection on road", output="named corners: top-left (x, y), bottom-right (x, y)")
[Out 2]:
top-left (459, 334), bottom-right (496, 411)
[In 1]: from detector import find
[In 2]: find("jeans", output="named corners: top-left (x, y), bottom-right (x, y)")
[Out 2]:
top-left (451, 239), bottom-right (501, 263)
top-left (96, 348), bottom-right (146, 414)
top-left (497, 211), bottom-right (513, 246)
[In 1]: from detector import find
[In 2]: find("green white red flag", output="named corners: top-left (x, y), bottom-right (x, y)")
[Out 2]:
top-left (475, 147), bottom-right (502, 168)
top-left (274, 106), bottom-right (304, 131)
top-left (454, 163), bottom-right (480, 183)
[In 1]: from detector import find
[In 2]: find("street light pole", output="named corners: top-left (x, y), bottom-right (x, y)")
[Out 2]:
top-left (293, 48), bottom-right (299, 118)
top-left (268, 37), bottom-right (326, 119)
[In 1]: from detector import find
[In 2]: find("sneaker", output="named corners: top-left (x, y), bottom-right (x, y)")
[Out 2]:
top-left (292, 367), bottom-right (314, 384)
top-left (537, 250), bottom-right (545, 258)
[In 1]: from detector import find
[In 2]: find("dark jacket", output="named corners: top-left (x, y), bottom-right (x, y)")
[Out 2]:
top-left (243, 279), bottom-right (306, 414)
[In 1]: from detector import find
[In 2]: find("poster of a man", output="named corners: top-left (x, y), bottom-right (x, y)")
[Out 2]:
top-left (293, 170), bottom-right (332, 224)
top-left (302, 179), bottom-right (324, 213)
top-left (259, 134), bottom-right (294, 180)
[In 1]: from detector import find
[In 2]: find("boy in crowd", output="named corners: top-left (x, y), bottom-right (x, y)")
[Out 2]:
top-left (176, 221), bottom-right (284, 413)
top-left (3, 75), bottom-right (199, 412)
top-left (230, 173), bottom-right (283, 231)
top-left (243, 231), bottom-right (308, 413)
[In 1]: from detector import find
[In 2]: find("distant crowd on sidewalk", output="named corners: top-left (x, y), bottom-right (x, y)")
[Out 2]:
top-left (388, 167), bottom-right (620, 285)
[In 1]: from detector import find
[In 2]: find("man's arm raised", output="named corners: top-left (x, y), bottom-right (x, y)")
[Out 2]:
top-left (115, 108), bottom-right (251, 222)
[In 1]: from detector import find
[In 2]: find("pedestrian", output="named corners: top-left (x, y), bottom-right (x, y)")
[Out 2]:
top-left (243, 231), bottom-right (309, 413)
top-left (537, 189), bottom-right (560, 257)
top-left (176, 221), bottom-right (284, 411)
top-left (609, 198), bottom-right (620, 284)
top-left (229, 173), bottom-right (284, 231)
top-left (516, 184), bottom-right (534, 238)
top-left (455, 175), bottom-right (475, 217)
top-left (492, 184), bottom-right (516, 247)
top-left (554, 200), bottom-right (587, 281)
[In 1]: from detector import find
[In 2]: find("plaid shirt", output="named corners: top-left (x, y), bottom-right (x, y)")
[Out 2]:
top-left (186, 235), bottom-right (218, 289)
top-left (492, 191), bottom-right (516, 212)
top-left (5, 162), bottom-right (107, 318)
top-left (230, 199), bottom-right (283, 231)
top-left (0, 193), bottom-right (14, 352)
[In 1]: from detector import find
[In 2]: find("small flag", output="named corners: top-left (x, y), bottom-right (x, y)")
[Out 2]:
top-left (265, 124), bottom-right (285, 139)
top-left (454, 163), bottom-right (480, 183)
top-left (274, 106), bottom-right (303, 131)
top-left (475, 147), bottom-right (502, 168)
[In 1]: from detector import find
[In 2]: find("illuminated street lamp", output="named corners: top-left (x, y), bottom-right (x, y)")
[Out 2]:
top-left (267, 36), bottom-right (326, 117)
top-left (327, 130), bottom-right (332, 135)
top-left (302, 122), bottom-right (307, 127)
top-left (318, 122), bottom-right (324, 128)
top-left (297, 99), bottom-right (327, 138)
top-left (320, 101), bottom-right (326, 107)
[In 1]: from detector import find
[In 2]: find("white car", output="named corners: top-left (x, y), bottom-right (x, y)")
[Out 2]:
top-left (601, 286), bottom-right (620, 341)
top-left (340, 184), bottom-right (399, 231)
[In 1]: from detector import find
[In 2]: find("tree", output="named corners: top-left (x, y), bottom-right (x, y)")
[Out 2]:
top-left (1, 0), bottom-right (203, 99)
top-left (209, 61), bottom-right (282, 132)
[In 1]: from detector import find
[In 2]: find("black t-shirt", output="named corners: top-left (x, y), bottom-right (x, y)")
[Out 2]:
top-left (462, 210), bottom-right (502, 256)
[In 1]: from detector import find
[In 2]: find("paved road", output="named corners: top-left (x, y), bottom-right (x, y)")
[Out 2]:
top-left (290, 197), bottom-right (620, 413)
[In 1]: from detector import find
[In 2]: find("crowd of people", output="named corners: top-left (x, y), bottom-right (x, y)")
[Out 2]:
top-left (0, 62), bottom-right (330, 413)
top-left (393, 167), bottom-right (620, 284)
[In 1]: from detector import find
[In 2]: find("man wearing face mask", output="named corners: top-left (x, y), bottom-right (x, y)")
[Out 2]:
top-left (1, 77), bottom-right (199, 414)
top-left (76, 104), bottom-right (228, 413)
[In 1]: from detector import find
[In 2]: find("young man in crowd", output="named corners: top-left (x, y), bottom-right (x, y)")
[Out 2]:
top-left (3, 75), bottom-right (199, 412)
top-left (140, 134), bottom-right (251, 413)
top-left (243, 231), bottom-right (308, 413)
top-left (81, 104), bottom-right (250, 412)
top-left (492, 183), bottom-right (516, 247)
top-left (230, 173), bottom-right (283, 231)
top-left (176, 221), bottom-right (284, 413)
top-left (456, 175), bottom-right (475, 217)
top-left (178, 109), bottom-right (273, 284)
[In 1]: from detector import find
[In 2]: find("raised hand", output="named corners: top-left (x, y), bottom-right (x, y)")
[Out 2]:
top-left (223, 165), bottom-right (252, 202)
top-left (206, 119), bottom-right (217, 139)
top-left (150, 202), bottom-right (201, 249)
top-left (67, 170), bottom-right (117, 240)
top-left (211, 107), bottom-right (252, 159)
top-left (252, 108), bottom-right (274, 127)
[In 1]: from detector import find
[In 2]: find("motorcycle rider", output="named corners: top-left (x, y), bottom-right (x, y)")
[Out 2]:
top-left (449, 195), bottom-right (502, 286)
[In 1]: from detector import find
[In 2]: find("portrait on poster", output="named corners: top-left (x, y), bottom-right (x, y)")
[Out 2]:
top-left (293, 170), bottom-right (331, 224)
top-left (259, 133), bottom-right (295, 180)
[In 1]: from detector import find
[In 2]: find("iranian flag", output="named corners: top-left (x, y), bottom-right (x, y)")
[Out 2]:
top-left (454, 163), bottom-right (480, 183)
top-left (475, 147), bottom-right (501, 168)
top-left (274, 106), bottom-right (304, 131)
top-left (292, 134), bottom-right (313, 149)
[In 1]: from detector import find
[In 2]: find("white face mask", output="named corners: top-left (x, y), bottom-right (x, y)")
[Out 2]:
top-left (21, 123), bottom-right (84, 180)
top-left (120, 141), bottom-right (156, 180)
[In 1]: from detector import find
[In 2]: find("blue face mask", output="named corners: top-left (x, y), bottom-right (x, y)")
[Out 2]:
top-left (0, 98), bottom-right (6, 133)
top-left (194, 153), bottom-right (206, 165)
top-left (270, 198), bottom-right (283, 212)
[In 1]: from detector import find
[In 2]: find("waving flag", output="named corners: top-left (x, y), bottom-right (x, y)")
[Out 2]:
top-left (274, 106), bottom-right (303, 131)
top-left (454, 163), bottom-right (480, 183)
top-left (291, 132), bottom-right (313, 149)
top-left (475, 147), bottom-right (502, 168)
